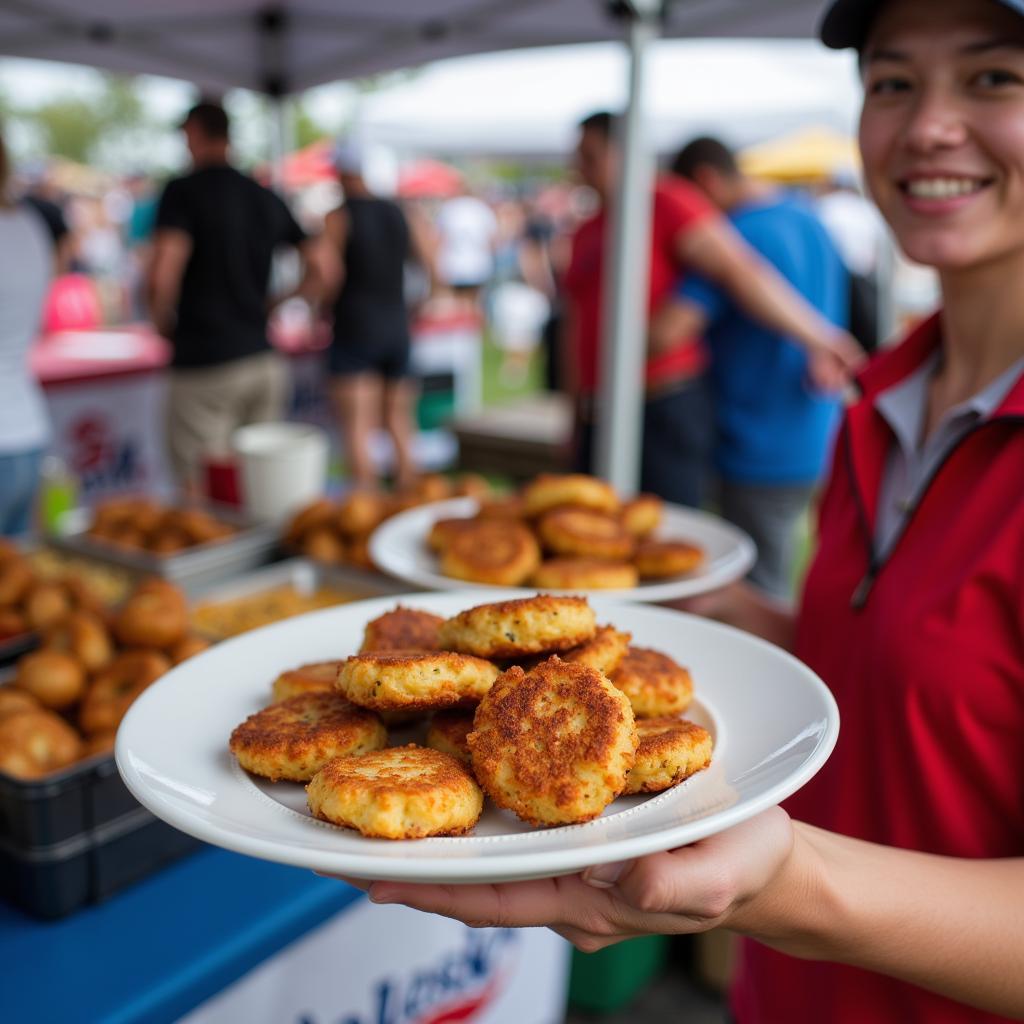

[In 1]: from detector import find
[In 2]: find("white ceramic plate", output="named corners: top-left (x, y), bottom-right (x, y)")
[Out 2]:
top-left (117, 591), bottom-right (838, 884)
top-left (368, 498), bottom-right (757, 603)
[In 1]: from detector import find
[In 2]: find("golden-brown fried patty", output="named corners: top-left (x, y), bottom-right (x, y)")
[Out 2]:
top-left (610, 646), bottom-right (694, 718)
top-left (521, 474), bottom-right (620, 518)
top-left (0, 709), bottom-right (82, 779)
top-left (469, 659), bottom-right (636, 826)
top-left (285, 498), bottom-right (336, 546)
top-left (229, 691), bottom-right (386, 782)
top-left (338, 651), bottom-right (498, 711)
top-left (440, 520), bottom-right (540, 586)
top-left (0, 686), bottom-right (40, 719)
top-left (530, 558), bottom-right (639, 591)
top-left (271, 661), bottom-right (343, 704)
top-left (15, 649), bottom-right (87, 711)
top-left (438, 595), bottom-right (597, 659)
top-left (633, 540), bottom-right (705, 579)
top-left (336, 491), bottom-right (390, 536)
top-left (79, 650), bottom-right (171, 734)
top-left (620, 494), bottom-right (664, 538)
top-left (359, 606), bottom-right (444, 653)
top-left (623, 717), bottom-right (713, 794)
top-left (560, 624), bottom-right (632, 676)
top-left (307, 744), bottom-right (483, 838)
top-left (426, 517), bottom-right (476, 553)
top-left (536, 507), bottom-right (635, 561)
top-left (302, 527), bottom-right (347, 564)
top-left (43, 611), bottom-right (113, 674)
top-left (475, 495), bottom-right (526, 520)
top-left (425, 709), bottom-right (475, 764)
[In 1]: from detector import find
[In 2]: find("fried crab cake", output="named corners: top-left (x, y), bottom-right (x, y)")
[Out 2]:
top-left (337, 651), bottom-right (498, 712)
top-left (531, 558), bottom-right (639, 591)
top-left (359, 606), bottom-right (444, 653)
top-left (439, 520), bottom-right (540, 586)
top-left (229, 691), bottom-right (386, 782)
top-left (521, 473), bottom-right (620, 518)
top-left (610, 646), bottom-right (694, 718)
top-left (560, 624), bottom-right (632, 676)
top-left (620, 494), bottom-right (664, 538)
top-left (438, 595), bottom-right (597, 659)
top-left (634, 540), bottom-right (705, 579)
top-left (307, 744), bottom-right (483, 839)
top-left (425, 709), bottom-right (475, 765)
top-left (623, 718), bottom-right (713, 794)
top-left (469, 659), bottom-right (636, 826)
top-left (536, 507), bottom-right (635, 561)
top-left (271, 661), bottom-right (343, 703)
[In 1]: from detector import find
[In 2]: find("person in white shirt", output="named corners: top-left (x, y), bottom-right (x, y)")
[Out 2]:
top-left (434, 189), bottom-right (497, 309)
top-left (0, 126), bottom-right (54, 536)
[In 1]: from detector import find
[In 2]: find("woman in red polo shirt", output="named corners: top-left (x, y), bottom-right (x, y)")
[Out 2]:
top-left (349, 1), bottom-right (1024, 1020)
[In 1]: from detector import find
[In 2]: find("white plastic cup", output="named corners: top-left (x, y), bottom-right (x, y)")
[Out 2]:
top-left (231, 422), bottom-right (328, 522)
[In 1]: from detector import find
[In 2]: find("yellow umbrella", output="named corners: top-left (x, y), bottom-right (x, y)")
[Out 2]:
top-left (739, 125), bottom-right (860, 184)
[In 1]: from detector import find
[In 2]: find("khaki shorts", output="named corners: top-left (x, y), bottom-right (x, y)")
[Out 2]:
top-left (166, 352), bottom-right (290, 488)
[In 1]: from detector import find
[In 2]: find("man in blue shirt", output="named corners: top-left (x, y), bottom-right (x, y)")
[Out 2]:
top-left (651, 136), bottom-right (850, 597)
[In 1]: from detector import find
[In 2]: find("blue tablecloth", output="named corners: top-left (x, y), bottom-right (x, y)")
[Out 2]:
top-left (0, 848), bottom-right (361, 1024)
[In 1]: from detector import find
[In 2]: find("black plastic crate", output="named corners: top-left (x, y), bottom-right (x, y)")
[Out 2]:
top-left (0, 807), bottom-right (201, 919)
top-left (0, 753), bottom-right (139, 848)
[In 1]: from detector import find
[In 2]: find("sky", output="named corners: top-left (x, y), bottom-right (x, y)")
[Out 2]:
top-left (0, 38), bottom-right (860, 168)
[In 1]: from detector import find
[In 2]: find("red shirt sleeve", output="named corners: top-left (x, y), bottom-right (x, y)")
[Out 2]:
top-left (654, 176), bottom-right (716, 239)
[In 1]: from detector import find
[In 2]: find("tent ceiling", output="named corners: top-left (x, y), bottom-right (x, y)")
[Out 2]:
top-left (0, 0), bottom-right (832, 94)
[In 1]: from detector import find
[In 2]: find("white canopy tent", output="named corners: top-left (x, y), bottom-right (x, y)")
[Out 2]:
top-left (0, 0), bottom-right (838, 491)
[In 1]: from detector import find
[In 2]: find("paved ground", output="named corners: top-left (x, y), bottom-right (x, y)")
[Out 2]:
top-left (565, 969), bottom-right (727, 1024)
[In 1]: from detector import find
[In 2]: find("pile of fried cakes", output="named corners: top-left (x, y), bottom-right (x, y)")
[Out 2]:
top-left (228, 595), bottom-right (712, 840)
top-left (426, 473), bottom-right (706, 589)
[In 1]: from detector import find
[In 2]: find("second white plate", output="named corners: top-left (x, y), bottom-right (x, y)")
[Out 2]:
top-left (368, 498), bottom-right (756, 602)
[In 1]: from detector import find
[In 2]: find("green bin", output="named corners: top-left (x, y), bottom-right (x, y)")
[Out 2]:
top-left (567, 935), bottom-right (668, 1013)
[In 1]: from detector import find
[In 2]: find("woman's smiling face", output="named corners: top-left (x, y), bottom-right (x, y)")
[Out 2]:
top-left (859, 0), bottom-right (1024, 270)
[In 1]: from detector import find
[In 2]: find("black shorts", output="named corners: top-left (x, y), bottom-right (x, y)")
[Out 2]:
top-left (328, 339), bottom-right (411, 381)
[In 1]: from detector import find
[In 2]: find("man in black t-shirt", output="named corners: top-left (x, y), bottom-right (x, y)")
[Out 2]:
top-left (147, 101), bottom-right (321, 490)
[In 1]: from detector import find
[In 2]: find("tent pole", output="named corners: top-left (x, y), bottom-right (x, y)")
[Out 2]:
top-left (269, 96), bottom-right (293, 191)
top-left (594, 1), bottom-right (662, 494)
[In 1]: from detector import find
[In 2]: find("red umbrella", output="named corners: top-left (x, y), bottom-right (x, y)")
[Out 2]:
top-left (397, 158), bottom-right (464, 198)
top-left (278, 139), bottom-right (336, 189)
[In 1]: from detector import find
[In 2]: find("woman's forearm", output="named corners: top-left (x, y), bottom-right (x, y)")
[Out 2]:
top-left (732, 824), bottom-right (1024, 1018)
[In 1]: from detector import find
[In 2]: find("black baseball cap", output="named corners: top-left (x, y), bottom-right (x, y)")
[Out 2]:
top-left (819, 0), bottom-right (1024, 50)
top-left (180, 101), bottom-right (230, 139)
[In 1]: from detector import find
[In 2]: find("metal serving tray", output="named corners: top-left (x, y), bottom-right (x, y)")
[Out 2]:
top-left (51, 505), bottom-right (279, 596)
top-left (189, 556), bottom-right (408, 640)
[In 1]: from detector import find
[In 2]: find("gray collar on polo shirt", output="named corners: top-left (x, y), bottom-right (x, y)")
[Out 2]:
top-left (873, 350), bottom-right (1024, 559)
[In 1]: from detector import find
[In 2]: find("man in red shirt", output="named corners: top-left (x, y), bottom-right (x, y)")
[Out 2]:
top-left (562, 111), bottom-right (861, 505)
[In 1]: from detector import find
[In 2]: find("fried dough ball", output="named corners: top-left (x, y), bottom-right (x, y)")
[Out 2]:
top-left (425, 709), bottom-right (475, 765)
top-left (536, 507), bottom-right (635, 561)
top-left (169, 507), bottom-right (226, 545)
top-left (610, 646), bottom-right (694, 718)
top-left (114, 588), bottom-right (188, 649)
top-left (469, 659), bottom-right (636, 826)
top-left (0, 710), bottom-right (82, 779)
top-left (620, 494), bottom-right (664, 538)
top-left (0, 538), bottom-right (20, 563)
top-left (79, 650), bottom-right (171, 734)
top-left (440, 520), bottom-right (541, 586)
top-left (633, 540), bottom-right (705, 579)
top-left (338, 651), bottom-right (499, 712)
top-left (530, 558), bottom-right (639, 590)
top-left (452, 473), bottom-right (491, 499)
top-left (169, 634), bottom-right (210, 665)
top-left (0, 686), bottom-right (40, 719)
top-left (302, 527), bottom-right (347, 564)
top-left (0, 608), bottom-right (28, 637)
top-left (270, 660), bottom-right (342, 703)
top-left (521, 474), bottom-right (620, 518)
top-left (23, 582), bottom-right (72, 631)
top-left (560, 624), bottom-right (632, 677)
top-left (623, 718), bottom-right (713, 795)
top-left (360, 606), bottom-right (444, 653)
top-left (149, 529), bottom-right (192, 555)
top-left (426, 517), bottom-right (475, 553)
top-left (106, 526), bottom-right (148, 550)
top-left (62, 577), bottom-right (105, 616)
top-left (43, 611), bottom-right (114, 673)
top-left (438, 595), bottom-right (597, 659)
top-left (336, 491), bottom-right (389, 536)
top-left (346, 532), bottom-right (376, 570)
top-left (81, 731), bottom-right (118, 758)
top-left (0, 557), bottom-right (33, 606)
top-left (307, 744), bottom-right (483, 839)
top-left (285, 498), bottom-right (336, 546)
top-left (15, 649), bottom-right (87, 710)
top-left (230, 691), bottom-right (386, 782)
top-left (411, 474), bottom-right (452, 503)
